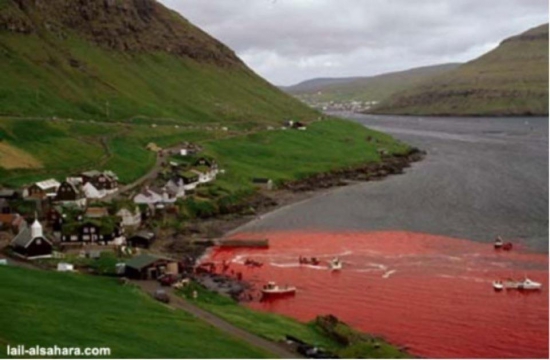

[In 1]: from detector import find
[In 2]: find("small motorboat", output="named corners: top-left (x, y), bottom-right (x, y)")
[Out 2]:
top-left (494, 236), bottom-right (503, 249)
top-left (328, 257), bottom-right (343, 271)
top-left (493, 281), bottom-right (504, 291)
top-left (261, 281), bottom-right (296, 296)
top-left (496, 278), bottom-right (543, 291)
top-left (517, 278), bottom-right (542, 290)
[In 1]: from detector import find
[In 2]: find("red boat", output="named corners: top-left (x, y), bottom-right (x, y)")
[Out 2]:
top-left (502, 242), bottom-right (513, 251)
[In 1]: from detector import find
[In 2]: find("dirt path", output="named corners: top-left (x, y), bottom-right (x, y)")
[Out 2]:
top-left (134, 280), bottom-right (299, 359)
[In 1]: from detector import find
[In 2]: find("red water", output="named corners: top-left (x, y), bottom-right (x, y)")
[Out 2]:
top-left (203, 231), bottom-right (549, 358)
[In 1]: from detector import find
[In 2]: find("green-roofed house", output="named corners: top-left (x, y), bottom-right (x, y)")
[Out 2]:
top-left (125, 253), bottom-right (179, 280)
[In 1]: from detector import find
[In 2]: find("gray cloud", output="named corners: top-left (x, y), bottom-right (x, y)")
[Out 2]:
top-left (160, 0), bottom-right (548, 85)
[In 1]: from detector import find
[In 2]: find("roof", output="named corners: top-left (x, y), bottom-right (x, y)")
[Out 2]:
top-left (125, 254), bottom-right (173, 270)
top-left (180, 171), bottom-right (199, 180)
top-left (34, 179), bottom-right (60, 190)
top-left (85, 207), bottom-right (109, 218)
top-left (0, 189), bottom-right (16, 197)
top-left (82, 170), bottom-right (102, 177)
top-left (11, 225), bottom-right (52, 248)
top-left (130, 231), bottom-right (156, 241)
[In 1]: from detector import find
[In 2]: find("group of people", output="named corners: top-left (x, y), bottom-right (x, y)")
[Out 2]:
top-left (494, 236), bottom-right (513, 250)
top-left (298, 256), bottom-right (320, 265)
top-left (244, 258), bottom-right (263, 267)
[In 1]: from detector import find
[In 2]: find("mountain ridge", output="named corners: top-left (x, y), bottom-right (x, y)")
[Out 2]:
top-left (372, 24), bottom-right (549, 116)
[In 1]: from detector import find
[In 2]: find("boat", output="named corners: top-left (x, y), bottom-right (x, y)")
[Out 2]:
top-left (494, 236), bottom-right (503, 249)
top-left (502, 242), bottom-right (513, 251)
top-left (493, 281), bottom-right (504, 291)
top-left (261, 281), bottom-right (296, 296)
top-left (497, 278), bottom-right (543, 291)
top-left (517, 278), bottom-right (542, 290)
top-left (328, 257), bottom-right (343, 271)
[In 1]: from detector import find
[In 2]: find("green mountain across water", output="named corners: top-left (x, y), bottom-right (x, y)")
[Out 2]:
top-left (372, 24), bottom-right (549, 116)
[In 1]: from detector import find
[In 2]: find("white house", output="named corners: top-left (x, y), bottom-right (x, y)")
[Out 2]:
top-left (116, 206), bottom-right (142, 227)
top-left (191, 167), bottom-right (218, 184)
top-left (165, 179), bottom-right (186, 199)
top-left (133, 188), bottom-right (163, 205)
top-left (82, 182), bottom-right (105, 199)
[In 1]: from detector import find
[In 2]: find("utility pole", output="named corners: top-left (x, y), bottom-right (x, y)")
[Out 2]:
top-left (105, 100), bottom-right (110, 119)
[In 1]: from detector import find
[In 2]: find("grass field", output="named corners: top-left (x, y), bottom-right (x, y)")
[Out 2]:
top-left (0, 117), bottom-right (408, 191)
top-left (0, 266), bottom-right (272, 358)
top-left (204, 118), bottom-right (410, 193)
top-left (179, 282), bottom-right (410, 358)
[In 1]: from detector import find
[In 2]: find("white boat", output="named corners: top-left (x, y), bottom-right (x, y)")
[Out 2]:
top-left (517, 278), bottom-right (543, 290)
top-left (494, 236), bottom-right (503, 249)
top-left (328, 257), bottom-right (343, 271)
top-left (261, 281), bottom-right (296, 296)
top-left (493, 281), bottom-right (504, 290)
top-left (499, 278), bottom-right (542, 291)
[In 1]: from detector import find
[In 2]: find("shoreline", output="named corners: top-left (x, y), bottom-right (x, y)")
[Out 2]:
top-left (156, 147), bottom-right (426, 259)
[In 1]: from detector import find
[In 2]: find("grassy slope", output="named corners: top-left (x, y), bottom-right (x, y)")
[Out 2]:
top-left (0, 32), bottom-right (315, 124)
top-left (179, 282), bottom-right (409, 358)
top-left (286, 64), bottom-right (460, 103)
top-left (203, 119), bottom-right (409, 193)
top-left (373, 24), bottom-right (549, 116)
top-left (0, 118), bottom-right (227, 186)
top-left (0, 266), bottom-right (272, 358)
top-left (0, 118), bottom-right (408, 190)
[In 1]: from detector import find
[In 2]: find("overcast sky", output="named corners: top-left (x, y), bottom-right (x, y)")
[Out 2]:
top-left (160, 0), bottom-right (548, 86)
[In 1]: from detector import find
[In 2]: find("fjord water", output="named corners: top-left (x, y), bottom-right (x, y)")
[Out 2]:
top-left (206, 115), bottom-right (549, 358)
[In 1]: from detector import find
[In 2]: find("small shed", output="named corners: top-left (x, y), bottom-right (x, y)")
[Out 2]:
top-left (57, 262), bottom-right (74, 272)
top-left (125, 253), bottom-right (178, 280)
top-left (127, 231), bottom-right (156, 249)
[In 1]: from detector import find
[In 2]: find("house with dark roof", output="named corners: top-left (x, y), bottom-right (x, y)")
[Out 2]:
top-left (10, 219), bottom-right (53, 259)
top-left (127, 231), bottom-right (156, 249)
top-left (81, 170), bottom-right (118, 196)
top-left (25, 179), bottom-right (61, 200)
top-left (54, 181), bottom-right (86, 207)
top-left (124, 253), bottom-right (179, 280)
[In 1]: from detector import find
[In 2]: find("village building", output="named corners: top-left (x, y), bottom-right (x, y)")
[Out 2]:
top-left (54, 181), bottom-right (86, 207)
top-left (10, 218), bottom-right (53, 259)
top-left (81, 171), bottom-right (118, 197)
top-left (127, 231), bottom-right (156, 249)
top-left (124, 253), bottom-right (179, 280)
top-left (82, 182), bottom-right (104, 199)
top-left (0, 189), bottom-right (20, 200)
top-left (116, 206), bottom-right (142, 228)
top-left (191, 165), bottom-right (217, 184)
top-left (164, 179), bottom-right (186, 199)
top-left (133, 188), bottom-right (163, 205)
top-left (252, 178), bottom-right (274, 191)
top-left (24, 179), bottom-right (61, 200)
top-left (60, 219), bottom-right (125, 245)
top-left (85, 207), bottom-right (109, 218)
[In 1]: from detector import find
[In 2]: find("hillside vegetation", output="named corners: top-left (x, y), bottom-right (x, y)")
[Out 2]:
top-left (0, 266), bottom-right (272, 358)
top-left (285, 63), bottom-right (460, 103)
top-left (373, 24), bottom-right (549, 116)
top-left (0, 0), bottom-right (316, 123)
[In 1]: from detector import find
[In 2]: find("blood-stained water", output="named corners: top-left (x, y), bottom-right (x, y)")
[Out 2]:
top-left (203, 231), bottom-right (549, 359)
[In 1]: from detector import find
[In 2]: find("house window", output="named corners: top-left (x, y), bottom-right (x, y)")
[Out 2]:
top-left (36, 239), bottom-right (42, 245)
top-left (90, 228), bottom-right (95, 234)
top-left (83, 235), bottom-right (90, 240)
top-left (83, 227), bottom-right (89, 233)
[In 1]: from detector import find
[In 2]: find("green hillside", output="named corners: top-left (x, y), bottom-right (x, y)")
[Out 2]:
top-left (0, 266), bottom-right (272, 358)
top-left (285, 63), bottom-right (460, 103)
top-left (372, 24), bottom-right (549, 116)
top-left (0, 0), bottom-right (316, 123)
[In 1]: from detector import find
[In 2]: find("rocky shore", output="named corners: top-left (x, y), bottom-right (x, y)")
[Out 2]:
top-left (155, 147), bottom-right (425, 263)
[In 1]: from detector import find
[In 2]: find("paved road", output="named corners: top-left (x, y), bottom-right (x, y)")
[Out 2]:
top-left (134, 280), bottom-right (299, 359)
